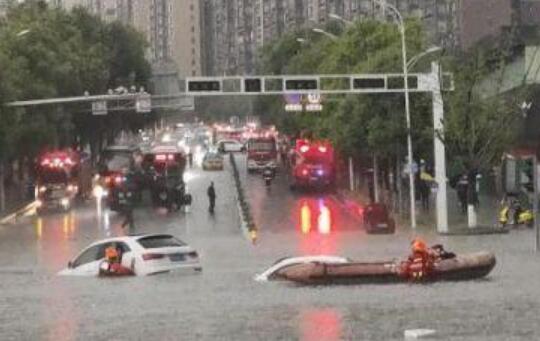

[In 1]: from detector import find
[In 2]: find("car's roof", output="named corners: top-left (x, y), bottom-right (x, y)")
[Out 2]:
top-left (105, 145), bottom-right (139, 152)
top-left (88, 233), bottom-right (176, 245)
top-left (218, 139), bottom-right (241, 143)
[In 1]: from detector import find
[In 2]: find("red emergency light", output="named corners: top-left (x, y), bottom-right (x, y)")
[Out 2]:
top-left (40, 151), bottom-right (78, 168)
top-left (155, 154), bottom-right (176, 162)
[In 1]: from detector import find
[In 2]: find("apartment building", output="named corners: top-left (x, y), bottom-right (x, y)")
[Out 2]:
top-left (203, 0), bottom-right (517, 76)
top-left (58, 0), bottom-right (201, 80)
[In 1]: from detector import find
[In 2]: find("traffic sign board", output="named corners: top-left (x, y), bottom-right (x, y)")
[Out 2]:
top-left (92, 101), bottom-right (107, 115)
top-left (136, 93), bottom-right (152, 113)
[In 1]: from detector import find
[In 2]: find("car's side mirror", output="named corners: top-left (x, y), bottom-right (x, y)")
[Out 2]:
top-left (68, 261), bottom-right (74, 269)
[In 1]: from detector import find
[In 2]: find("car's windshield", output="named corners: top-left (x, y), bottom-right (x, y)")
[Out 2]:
top-left (39, 169), bottom-right (68, 184)
top-left (137, 235), bottom-right (186, 249)
top-left (248, 141), bottom-right (275, 151)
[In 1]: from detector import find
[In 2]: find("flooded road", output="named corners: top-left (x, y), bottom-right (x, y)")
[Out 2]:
top-left (1, 156), bottom-right (540, 340)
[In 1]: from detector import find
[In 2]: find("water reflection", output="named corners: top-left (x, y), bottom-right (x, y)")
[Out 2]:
top-left (301, 201), bottom-right (312, 234)
top-left (298, 198), bottom-right (334, 235)
top-left (299, 308), bottom-right (342, 341)
top-left (297, 198), bottom-right (338, 255)
top-left (35, 213), bottom-right (77, 270)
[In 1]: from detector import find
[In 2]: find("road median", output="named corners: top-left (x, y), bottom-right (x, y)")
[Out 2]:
top-left (0, 200), bottom-right (37, 225)
top-left (229, 154), bottom-right (258, 244)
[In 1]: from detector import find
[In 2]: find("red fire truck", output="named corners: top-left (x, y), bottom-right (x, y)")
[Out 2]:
top-left (288, 139), bottom-right (336, 191)
top-left (246, 135), bottom-right (278, 172)
top-left (35, 150), bottom-right (91, 213)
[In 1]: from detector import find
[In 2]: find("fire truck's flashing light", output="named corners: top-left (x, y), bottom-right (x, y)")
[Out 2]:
top-left (155, 154), bottom-right (176, 161)
top-left (302, 168), bottom-right (309, 176)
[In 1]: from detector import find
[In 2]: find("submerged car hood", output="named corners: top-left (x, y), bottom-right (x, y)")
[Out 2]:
top-left (255, 255), bottom-right (349, 282)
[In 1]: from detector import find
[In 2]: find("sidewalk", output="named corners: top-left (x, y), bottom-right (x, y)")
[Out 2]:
top-left (1, 183), bottom-right (32, 217)
top-left (337, 186), bottom-right (503, 234)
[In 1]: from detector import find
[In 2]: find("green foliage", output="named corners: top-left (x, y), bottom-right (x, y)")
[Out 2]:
top-left (0, 1), bottom-right (152, 164)
top-left (443, 37), bottom-right (528, 176)
top-left (256, 19), bottom-right (429, 164)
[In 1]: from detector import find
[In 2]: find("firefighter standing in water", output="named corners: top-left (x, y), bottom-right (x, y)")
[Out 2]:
top-left (207, 182), bottom-right (216, 213)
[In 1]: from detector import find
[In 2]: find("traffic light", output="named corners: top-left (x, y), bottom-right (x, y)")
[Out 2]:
top-left (188, 80), bottom-right (221, 92)
top-left (285, 79), bottom-right (318, 91)
top-left (244, 78), bottom-right (262, 92)
top-left (353, 77), bottom-right (385, 89)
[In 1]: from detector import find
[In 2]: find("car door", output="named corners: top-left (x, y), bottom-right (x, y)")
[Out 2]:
top-left (65, 244), bottom-right (104, 276)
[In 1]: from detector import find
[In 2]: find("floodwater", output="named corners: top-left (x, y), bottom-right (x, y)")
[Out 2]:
top-left (1, 156), bottom-right (540, 340)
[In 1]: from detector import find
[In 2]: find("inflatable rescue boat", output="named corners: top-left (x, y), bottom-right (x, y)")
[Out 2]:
top-left (269, 252), bottom-right (496, 285)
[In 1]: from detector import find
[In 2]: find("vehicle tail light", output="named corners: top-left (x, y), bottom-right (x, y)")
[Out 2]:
top-left (142, 253), bottom-right (165, 261)
top-left (301, 168), bottom-right (309, 177)
top-left (114, 176), bottom-right (123, 184)
top-left (155, 154), bottom-right (167, 161)
top-left (105, 176), bottom-right (112, 185)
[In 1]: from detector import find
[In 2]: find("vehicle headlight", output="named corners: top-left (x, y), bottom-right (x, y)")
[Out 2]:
top-left (39, 186), bottom-right (47, 193)
top-left (35, 200), bottom-right (43, 208)
top-left (61, 198), bottom-right (70, 207)
top-left (93, 185), bottom-right (105, 199)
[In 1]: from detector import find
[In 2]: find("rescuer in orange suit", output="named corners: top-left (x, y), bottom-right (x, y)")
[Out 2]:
top-left (100, 244), bottom-right (134, 276)
top-left (403, 237), bottom-right (436, 280)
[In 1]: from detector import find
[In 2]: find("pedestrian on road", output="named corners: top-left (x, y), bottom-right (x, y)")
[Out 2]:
top-left (207, 182), bottom-right (216, 213)
top-left (419, 165), bottom-right (435, 211)
top-left (456, 174), bottom-right (468, 214)
top-left (121, 205), bottom-right (135, 233)
top-left (188, 152), bottom-right (193, 168)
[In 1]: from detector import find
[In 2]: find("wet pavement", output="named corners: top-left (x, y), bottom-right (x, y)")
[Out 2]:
top-left (1, 155), bottom-right (540, 340)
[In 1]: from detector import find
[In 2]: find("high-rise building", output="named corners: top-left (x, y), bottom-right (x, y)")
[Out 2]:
top-left (171, 0), bottom-right (202, 77)
top-left (58, 0), bottom-right (202, 80)
top-left (202, 0), bottom-right (516, 77)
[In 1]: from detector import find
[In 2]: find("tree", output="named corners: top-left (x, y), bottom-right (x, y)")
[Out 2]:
top-left (0, 1), bottom-right (152, 211)
top-left (442, 36), bottom-right (529, 227)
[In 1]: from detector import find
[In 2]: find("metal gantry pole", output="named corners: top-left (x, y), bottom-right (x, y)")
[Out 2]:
top-left (534, 154), bottom-right (539, 252)
top-left (432, 62), bottom-right (449, 233)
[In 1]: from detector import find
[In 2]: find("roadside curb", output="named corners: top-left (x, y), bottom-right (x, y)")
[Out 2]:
top-left (0, 201), bottom-right (36, 225)
top-left (229, 154), bottom-right (258, 244)
top-left (440, 227), bottom-right (510, 236)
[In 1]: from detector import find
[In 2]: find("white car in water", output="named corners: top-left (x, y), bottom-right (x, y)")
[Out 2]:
top-left (254, 255), bottom-right (349, 282)
top-left (59, 234), bottom-right (201, 276)
top-left (217, 139), bottom-right (245, 153)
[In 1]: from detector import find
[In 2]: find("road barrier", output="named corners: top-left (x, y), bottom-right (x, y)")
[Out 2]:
top-left (229, 153), bottom-right (258, 243)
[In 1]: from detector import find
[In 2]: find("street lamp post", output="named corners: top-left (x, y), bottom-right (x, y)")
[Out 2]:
top-left (373, 0), bottom-right (417, 229)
